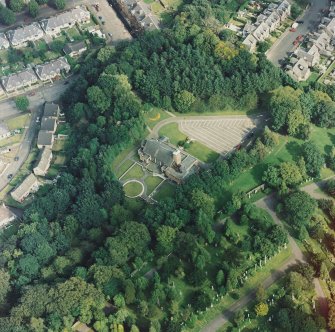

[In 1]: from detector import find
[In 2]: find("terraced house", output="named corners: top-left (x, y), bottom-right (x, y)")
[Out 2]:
top-left (6, 22), bottom-right (44, 48)
top-left (1, 69), bottom-right (38, 93)
top-left (40, 6), bottom-right (90, 37)
top-left (34, 57), bottom-right (70, 81)
top-left (242, 0), bottom-right (290, 52)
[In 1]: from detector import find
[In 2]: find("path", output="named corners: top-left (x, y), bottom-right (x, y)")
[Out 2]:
top-left (202, 191), bottom-right (328, 332)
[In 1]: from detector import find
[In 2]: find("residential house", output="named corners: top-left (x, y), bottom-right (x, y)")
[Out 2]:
top-left (37, 130), bottom-right (54, 149)
top-left (242, 34), bottom-right (257, 52)
top-left (40, 6), bottom-right (90, 36)
top-left (289, 58), bottom-right (311, 81)
top-left (41, 116), bottom-right (57, 133)
top-left (0, 123), bottom-right (10, 140)
top-left (0, 204), bottom-right (17, 228)
top-left (0, 33), bottom-right (9, 49)
top-left (43, 102), bottom-right (60, 118)
top-left (138, 138), bottom-right (198, 184)
top-left (63, 41), bottom-right (87, 57)
top-left (242, 0), bottom-right (290, 52)
top-left (139, 16), bottom-right (157, 30)
top-left (11, 173), bottom-right (40, 202)
top-left (6, 22), bottom-right (44, 48)
top-left (33, 148), bottom-right (52, 176)
top-left (1, 69), bottom-right (38, 93)
top-left (295, 45), bottom-right (320, 67)
top-left (310, 32), bottom-right (333, 56)
top-left (34, 57), bottom-right (70, 81)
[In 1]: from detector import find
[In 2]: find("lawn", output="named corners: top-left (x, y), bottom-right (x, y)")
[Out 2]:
top-left (115, 159), bottom-right (134, 179)
top-left (187, 247), bottom-right (292, 332)
top-left (144, 107), bottom-right (171, 129)
top-left (0, 134), bottom-right (23, 148)
top-left (158, 123), bottom-right (219, 163)
top-left (122, 164), bottom-right (145, 180)
top-left (144, 176), bottom-right (163, 195)
top-left (154, 181), bottom-right (176, 200)
top-left (52, 140), bottom-right (67, 152)
top-left (123, 181), bottom-right (143, 197)
top-left (6, 114), bottom-right (29, 131)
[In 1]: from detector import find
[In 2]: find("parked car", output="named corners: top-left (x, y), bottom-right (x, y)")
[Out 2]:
top-left (14, 156), bottom-right (19, 161)
top-left (296, 20), bottom-right (304, 24)
top-left (7, 174), bottom-right (12, 179)
top-left (297, 35), bottom-right (303, 41)
top-left (289, 28), bottom-right (296, 32)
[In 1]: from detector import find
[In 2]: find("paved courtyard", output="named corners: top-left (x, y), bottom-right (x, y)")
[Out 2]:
top-left (179, 117), bottom-right (257, 155)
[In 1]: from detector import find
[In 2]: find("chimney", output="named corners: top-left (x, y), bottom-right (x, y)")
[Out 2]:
top-left (173, 150), bottom-right (181, 166)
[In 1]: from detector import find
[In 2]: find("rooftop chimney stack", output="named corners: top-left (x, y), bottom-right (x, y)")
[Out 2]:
top-left (173, 150), bottom-right (181, 166)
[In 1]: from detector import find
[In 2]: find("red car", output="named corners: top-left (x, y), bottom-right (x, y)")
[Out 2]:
top-left (297, 35), bottom-right (303, 41)
top-left (293, 40), bottom-right (299, 46)
top-left (289, 28), bottom-right (296, 32)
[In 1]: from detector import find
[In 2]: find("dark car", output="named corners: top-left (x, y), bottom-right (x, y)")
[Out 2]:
top-left (14, 156), bottom-right (19, 161)
top-left (296, 20), bottom-right (304, 24)
top-left (64, 81), bottom-right (69, 85)
top-left (7, 174), bottom-right (13, 179)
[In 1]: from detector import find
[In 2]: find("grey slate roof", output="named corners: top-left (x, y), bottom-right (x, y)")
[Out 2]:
top-left (34, 57), bottom-right (70, 81)
top-left (63, 41), bottom-right (87, 55)
top-left (6, 22), bottom-right (44, 46)
top-left (143, 139), bottom-right (175, 167)
top-left (1, 69), bottom-right (38, 91)
top-left (40, 6), bottom-right (90, 33)
top-left (37, 130), bottom-right (53, 147)
top-left (11, 173), bottom-right (39, 201)
top-left (44, 102), bottom-right (60, 117)
top-left (41, 117), bottom-right (57, 132)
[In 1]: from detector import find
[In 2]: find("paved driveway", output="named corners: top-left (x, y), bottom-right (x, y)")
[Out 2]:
top-left (267, 0), bottom-right (329, 66)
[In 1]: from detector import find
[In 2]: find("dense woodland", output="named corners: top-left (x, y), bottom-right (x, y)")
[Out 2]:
top-left (0, 0), bottom-right (334, 331)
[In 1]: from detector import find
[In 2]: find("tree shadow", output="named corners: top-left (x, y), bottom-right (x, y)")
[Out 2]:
top-left (286, 141), bottom-right (302, 162)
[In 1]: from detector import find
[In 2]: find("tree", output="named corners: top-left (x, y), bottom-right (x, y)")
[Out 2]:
top-left (174, 90), bottom-right (196, 113)
top-left (156, 225), bottom-right (177, 255)
top-left (283, 191), bottom-right (317, 227)
top-left (15, 96), bottom-right (29, 111)
top-left (313, 100), bottom-right (335, 128)
top-left (49, 39), bottom-right (66, 53)
top-left (0, 269), bottom-right (10, 306)
top-left (0, 6), bottom-right (16, 26)
top-left (28, 0), bottom-right (39, 17)
top-left (329, 300), bottom-right (335, 329)
top-left (9, 0), bottom-right (25, 12)
top-left (87, 86), bottom-right (110, 114)
top-left (53, 0), bottom-right (65, 10)
top-left (255, 302), bottom-right (269, 316)
top-left (301, 142), bottom-right (325, 178)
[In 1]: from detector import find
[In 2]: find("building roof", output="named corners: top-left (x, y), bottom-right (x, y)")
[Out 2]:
top-left (0, 204), bottom-right (16, 227)
top-left (0, 33), bottom-right (9, 49)
top-left (41, 117), bottom-right (57, 132)
top-left (40, 6), bottom-right (90, 32)
top-left (44, 102), bottom-right (60, 117)
top-left (63, 41), bottom-right (87, 55)
top-left (34, 148), bottom-right (52, 174)
top-left (37, 130), bottom-right (54, 147)
top-left (1, 69), bottom-right (38, 91)
top-left (291, 58), bottom-right (310, 81)
top-left (35, 57), bottom-right (70, 81)
top-left (6, 22), bottom-right (44, 46)
top-left (11, 173), bottom-right (39, 200)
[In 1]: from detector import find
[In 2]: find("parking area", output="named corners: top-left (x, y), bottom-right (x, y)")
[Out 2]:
top-left (179, 117), bottom-right (256, 155)
top-left (89, 0), bottom-right (132, 43)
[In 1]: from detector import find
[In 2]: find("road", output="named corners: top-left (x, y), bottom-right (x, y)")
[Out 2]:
top-left (0, 79), bottom-right (68, 192)
top-left (201, 192), bottom-right (328, 332)
top-left (267, 0), bottom-right (329, 66)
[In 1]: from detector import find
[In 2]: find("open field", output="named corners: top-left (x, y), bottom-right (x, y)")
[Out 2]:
top-left (121, 164), bottom-right (145, 180)
top-left (6, 114), bottom-right (29, 130)
top-left (159, 123), bottom-right (219, 163)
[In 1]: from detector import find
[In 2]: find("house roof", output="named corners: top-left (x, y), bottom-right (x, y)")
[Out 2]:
top-left (291, 58), bottom-right (310, 80)
top-left (11, 173), bottom-right (39, 200)
top-left (63, 41), bottom-right (87, 55)
top-left (40, 6), bottom-right (90, 32)
top-left (34, 148), bottom-right (52, 174)
top-left (44, 102), bottom-right (60, 117)
top-left (1, 69), bottom-right (38, 91)
top-left (143, 139), bottom-right (175, 167)
top-left (0, 33), bottom-right (9, 48)
top-left (0, 204), bottom-right (16, 227)
top-left (37, 130), bottom-right (54, 146)
top-left (35, 57), bottom-right (70, 81)
top-left (41, 117), bottom-right (56, 132)
top-left (6, 22), bottom-right (43, 45)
